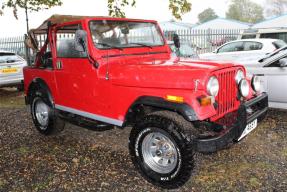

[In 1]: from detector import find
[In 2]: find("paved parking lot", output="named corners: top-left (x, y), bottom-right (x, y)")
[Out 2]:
top-left (0, 88), bottom-right (286, 191)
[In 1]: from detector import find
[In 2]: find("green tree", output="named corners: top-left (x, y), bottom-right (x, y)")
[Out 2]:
top-left (1, 0), bottom-right (62, 19)
top-left (266, 0), bottom-right (287, 17)
top-left (198, 8), bottom-right (218, 23)
top-left (1, 0), bottom-right (192, 20)
top-left (108, 0), bottom-right (191, 20)
top-left (226, 0), bottom-right (264, 23)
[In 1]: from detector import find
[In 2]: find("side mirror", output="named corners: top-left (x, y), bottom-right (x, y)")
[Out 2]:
top-left (173, 34), bottom-right (180, 49)
top-left (213, 50), bottom-right (217, 53)
top-left (74, 29), bottom-right (88, 52)
top-left (74, 29), bottom-right (99, 69)
top-left (279, 58), bottom-right (287, 67)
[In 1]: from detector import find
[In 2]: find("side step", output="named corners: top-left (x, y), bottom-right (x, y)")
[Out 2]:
top-left (57, 111), bottom-right (115, 132)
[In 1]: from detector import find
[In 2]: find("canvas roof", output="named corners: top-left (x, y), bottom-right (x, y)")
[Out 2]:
top-left (30, 15), bottom-right (106, 34)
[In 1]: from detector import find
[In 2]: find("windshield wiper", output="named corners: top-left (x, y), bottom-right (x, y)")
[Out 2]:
top-left (96, 43), bottom-right (123, 50)
top-left (128, 42), bottom-right (153, 49)
top-left (259, 45), bottom-right (287, 62)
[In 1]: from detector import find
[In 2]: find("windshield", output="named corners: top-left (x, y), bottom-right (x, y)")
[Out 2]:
top-left (89, 20), bottom-right (164, 49)
top-left (0, 53), bottom-right (22, 63)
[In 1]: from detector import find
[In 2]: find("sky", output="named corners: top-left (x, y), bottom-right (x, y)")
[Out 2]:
top-left (0, 0), bottom-right (266, 38)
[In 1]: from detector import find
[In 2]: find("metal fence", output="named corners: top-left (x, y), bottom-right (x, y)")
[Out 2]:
top-left (163, 29), bottom-right (241, 54)
top-left (0, 36), bottom-right (26, 58)
top-left (0, 29), bottom-right (241, 59)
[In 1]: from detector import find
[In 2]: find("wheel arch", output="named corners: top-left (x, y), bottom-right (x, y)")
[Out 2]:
top-left (123, 96), bottom-right (198, 127)
top-left (26, 78), bottom-right (54, 106)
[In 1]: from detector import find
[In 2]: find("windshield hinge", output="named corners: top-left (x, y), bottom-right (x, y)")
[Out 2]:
top-left (105, 72), bottom-right (109, 80)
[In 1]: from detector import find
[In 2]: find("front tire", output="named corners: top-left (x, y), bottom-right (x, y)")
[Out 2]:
top-left (129, 111), bottom-right (198, 189)
top-left (31, 90), bottom-right (65, 135)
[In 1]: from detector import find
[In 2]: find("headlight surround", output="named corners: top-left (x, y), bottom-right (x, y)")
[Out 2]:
top-left (251, 76), bottom-right (261, 93)
top-left (207, 76), bottom-right (219, 97)
top-left (239, 79), bottom-right (250, 97)
top-left (235, 70), bottom-right (245, 84)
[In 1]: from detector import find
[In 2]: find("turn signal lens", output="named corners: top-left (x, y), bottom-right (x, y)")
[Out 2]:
top-left (166, 95), bottom-right (184, 103)
top-left (198, 96), bottom-right (213, 106)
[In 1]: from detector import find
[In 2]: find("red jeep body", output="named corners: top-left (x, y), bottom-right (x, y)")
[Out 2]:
top-left (23, 15), bottom-right (268, 188)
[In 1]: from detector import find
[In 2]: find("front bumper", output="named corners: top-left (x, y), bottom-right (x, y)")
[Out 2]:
top-left (195, 93), bottom-right (268, 153)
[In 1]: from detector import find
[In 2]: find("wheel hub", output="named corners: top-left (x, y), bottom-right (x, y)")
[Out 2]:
top-left (35, 100), bottom-right (49, 128)
top-left (141, 132), bottom-right (178, 174)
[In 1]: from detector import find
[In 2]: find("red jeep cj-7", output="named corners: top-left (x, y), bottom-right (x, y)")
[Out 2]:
top-left (24, 15), bottom-right (268, 188)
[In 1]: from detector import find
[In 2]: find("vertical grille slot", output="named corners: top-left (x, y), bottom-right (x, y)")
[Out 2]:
top-left (213, 68), bottom-right (238, 120)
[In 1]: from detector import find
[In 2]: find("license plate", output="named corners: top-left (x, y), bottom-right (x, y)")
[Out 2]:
top-left (1, 68), bottom-right (18, 74)
top-left (238, 119), bottom-right (258, 141)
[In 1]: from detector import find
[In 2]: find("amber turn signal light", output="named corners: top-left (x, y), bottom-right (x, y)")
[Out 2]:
top-left (197, 96), bottom-right (213, 106)
top-left (166, 95), bottom-right (184, 103)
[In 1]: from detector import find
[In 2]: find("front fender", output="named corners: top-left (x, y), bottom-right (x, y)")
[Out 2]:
top-left (124, 96), bottom-right (198, 125)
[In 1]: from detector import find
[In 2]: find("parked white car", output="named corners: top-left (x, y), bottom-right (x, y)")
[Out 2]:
top-left (0, 50), bottom-right (27, 90)
top-left (240, 46), bottom-right (287, 109)
top-left (199, 39), bottom-right (286, 62)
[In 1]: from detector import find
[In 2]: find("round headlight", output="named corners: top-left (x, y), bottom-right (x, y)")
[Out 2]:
top-left (207, 76), bottom-right (219, 96)
top-left (235, 70), bottom-right (245, 84)
top-left (239, 79), bottom-right (250, 97)
top-left (252, 76), bottom-right (261, 92)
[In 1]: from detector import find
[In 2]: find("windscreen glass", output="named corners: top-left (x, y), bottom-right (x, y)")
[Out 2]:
top-left (89, 20), bottom-right (164, 49)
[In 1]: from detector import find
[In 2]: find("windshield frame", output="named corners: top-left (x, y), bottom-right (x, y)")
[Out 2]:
top-left (88, 20), bottom-right (166, 50)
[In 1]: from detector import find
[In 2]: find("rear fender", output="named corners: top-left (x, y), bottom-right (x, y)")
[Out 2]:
top-left (26, 78), bottom-right (54, 107)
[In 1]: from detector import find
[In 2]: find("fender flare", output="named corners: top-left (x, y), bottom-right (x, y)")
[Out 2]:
top-left (26, 78), bottom-right (54, 107)
top-left (124, 96), bottom-right (198, 124)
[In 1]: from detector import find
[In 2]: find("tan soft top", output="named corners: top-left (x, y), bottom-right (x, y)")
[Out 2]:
top-left (29, 14), bottom-right (156, 34)
top-left (30, 14), bottom-right (107, 34)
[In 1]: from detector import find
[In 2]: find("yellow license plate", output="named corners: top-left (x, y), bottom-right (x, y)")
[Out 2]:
top-left (1, 68), bottom-right (18, 74)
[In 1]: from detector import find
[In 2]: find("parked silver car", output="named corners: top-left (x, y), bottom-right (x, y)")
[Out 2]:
top-left (240, 46), bottom-right (287, 109)
top-left (0, 50), bottom-right (27, 90)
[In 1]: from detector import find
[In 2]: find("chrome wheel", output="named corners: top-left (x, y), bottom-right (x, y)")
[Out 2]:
top-left (141, 131), bottom-right (178, 174)
top-left (35, 99), bottom-right (50, 128)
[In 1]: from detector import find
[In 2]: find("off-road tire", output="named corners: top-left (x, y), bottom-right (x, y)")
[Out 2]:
top-left (129, 111), bottom-right (199, 189)
top-left (30, 89), bottom-right (65, 135)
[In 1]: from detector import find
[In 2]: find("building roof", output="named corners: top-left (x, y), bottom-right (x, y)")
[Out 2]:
top-left (192, 18), bottom-right (251, 30)
top-left (159, 21), bottom-right (195, 31)
top-left (252, 14), bottom-right (287, 29)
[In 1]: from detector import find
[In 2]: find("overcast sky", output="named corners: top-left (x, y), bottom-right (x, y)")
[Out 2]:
top-left (0, 0), bottom-right (266, 38)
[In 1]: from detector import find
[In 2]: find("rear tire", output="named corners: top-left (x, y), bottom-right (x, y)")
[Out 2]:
top-left (129, 111), bottom-right (199, 189)
top-left (30, 89), bottom-right (65, 135)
